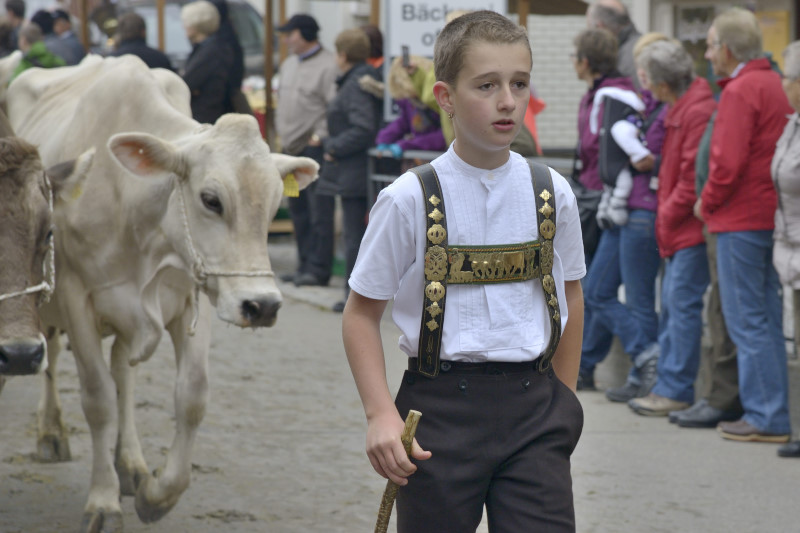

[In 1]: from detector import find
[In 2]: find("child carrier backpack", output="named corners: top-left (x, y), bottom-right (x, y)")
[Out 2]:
top-left (598, 97), bottom-right (664, 187)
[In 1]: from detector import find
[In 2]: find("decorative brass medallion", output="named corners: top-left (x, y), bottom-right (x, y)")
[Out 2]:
top-left (539, 219), bottom-right (556, 240)
top-left (424, 245), bottom-right (448, 281)
top-left (426, 301), bottom-right (442, 317)
top-left (427, 224), bottom-right (446, 245)
top-left (428, 208), bottom-right (444, 223)
top-left (542, 274), bottom-right (555, 294)
top-left (425, 281), bottom-right (445, 302)
top-left (541, 240), bottom-right (554, 274)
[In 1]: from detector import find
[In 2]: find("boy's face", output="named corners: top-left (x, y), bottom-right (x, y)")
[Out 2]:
top-left (438, 42), bottom-right (531, 169)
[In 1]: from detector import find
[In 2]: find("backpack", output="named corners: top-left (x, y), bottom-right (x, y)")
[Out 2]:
top-left (598, 97), bottom-right (664, 187)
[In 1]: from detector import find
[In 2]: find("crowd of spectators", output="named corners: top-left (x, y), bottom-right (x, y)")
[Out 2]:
top-left (575, 0), bottom-right (799, 457)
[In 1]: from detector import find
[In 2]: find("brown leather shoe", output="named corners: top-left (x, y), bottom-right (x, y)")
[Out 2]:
top-left (628, 393), bottom-right (690, 417)
top-left (717, 419), bottom-right (790, 443)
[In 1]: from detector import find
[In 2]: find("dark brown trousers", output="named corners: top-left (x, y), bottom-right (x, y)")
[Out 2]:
top-left (394, 363), bottom-right (583, 533)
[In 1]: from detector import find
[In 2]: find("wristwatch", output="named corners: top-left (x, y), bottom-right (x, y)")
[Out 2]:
top-left (310, 133), bottom-right (321, 144)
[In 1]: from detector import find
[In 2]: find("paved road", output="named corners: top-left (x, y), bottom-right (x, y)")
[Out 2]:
top-left (0, 237), bottom-right (797, 532)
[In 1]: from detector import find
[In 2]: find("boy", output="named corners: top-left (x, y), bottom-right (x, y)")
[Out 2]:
top-left (342, 11), bottom-right (586, 532)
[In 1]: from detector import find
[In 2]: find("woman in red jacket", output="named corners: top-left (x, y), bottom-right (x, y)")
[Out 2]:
top-left (628, 40), bottom-right (715, 417)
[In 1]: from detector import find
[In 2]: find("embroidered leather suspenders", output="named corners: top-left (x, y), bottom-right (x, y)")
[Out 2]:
top-left (410, 161), bottom-right (562, 378)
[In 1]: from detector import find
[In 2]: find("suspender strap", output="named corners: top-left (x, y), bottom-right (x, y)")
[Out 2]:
top-left (528, 160), bottom-right (562, 372)
top-left (411, 161), bottom-right (562, 378)
top-left (411, 163), bottom-right (447, 378)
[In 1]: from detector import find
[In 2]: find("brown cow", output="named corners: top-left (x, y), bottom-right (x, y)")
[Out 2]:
top-left (0, 114), bottom-right (92, 382)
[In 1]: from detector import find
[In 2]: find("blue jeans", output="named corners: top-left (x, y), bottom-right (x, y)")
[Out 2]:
top-left (580, 210), bottom-right (661, 383)
top-left (652, 244), bottom-right (710, 403)
top-left (716, 231), bottom-right (790, 434)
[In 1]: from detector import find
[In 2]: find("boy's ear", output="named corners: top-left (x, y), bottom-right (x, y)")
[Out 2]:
top-left (433, 81), bottom-right (454, 115)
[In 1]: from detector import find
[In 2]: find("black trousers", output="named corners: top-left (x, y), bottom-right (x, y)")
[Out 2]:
top-left (286, 145), bottom-right (324, 275)
top-left (394, 364), bottom-right (583, 533)
top-left (307, 193), bottom-right (367, 296)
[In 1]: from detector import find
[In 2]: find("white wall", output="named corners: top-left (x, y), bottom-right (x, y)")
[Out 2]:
top-left (527, 14), bottom-right (589, 151)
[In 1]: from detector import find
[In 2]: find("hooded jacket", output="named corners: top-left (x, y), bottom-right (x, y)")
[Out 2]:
top-left (317, 62), bottom-right (382, 198)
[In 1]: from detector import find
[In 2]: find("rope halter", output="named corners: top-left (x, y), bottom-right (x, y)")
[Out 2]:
top-left (174, 180), bottom-right (275, 335)
top-left (0, 174), bottom-right (55, 306)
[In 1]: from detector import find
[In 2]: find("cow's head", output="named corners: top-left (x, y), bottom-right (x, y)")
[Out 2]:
top-left (0, 138), bottom-right (93, 375)
top-left (107, 114), bottom-right (318, 328)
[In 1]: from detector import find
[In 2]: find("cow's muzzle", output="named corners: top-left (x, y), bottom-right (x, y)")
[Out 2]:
top-left (241, 297), bottom-right (282, 328)
top-left (0, 339), bottom-right (46, 375)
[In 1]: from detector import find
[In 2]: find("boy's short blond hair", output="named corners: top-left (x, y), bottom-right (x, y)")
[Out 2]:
top-left (334, 28), bottom-right (370, 64)
top-left (433, 10), bottom-right (531, 86)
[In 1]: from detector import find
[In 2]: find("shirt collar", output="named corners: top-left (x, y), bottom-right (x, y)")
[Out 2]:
top-left (299, 44), bottom-right (321, 61)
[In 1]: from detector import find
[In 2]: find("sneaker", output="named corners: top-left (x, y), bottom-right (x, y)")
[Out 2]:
top-left (717, 419), bottom-right (790, 443)
top-left (577, 370), bottom-right (595, 391)
top-left (629, 393), bottom-right (690, 417)
top-left (636, 355), bottom-right (659, 398)
top-left (332, 300), bottom-right (346, 313)
top-left (605, 381), bottom-right (640, 403)
top-left (279, 272), bottom-right (297, 283)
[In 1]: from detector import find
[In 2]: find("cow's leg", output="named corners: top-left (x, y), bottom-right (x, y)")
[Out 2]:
top-left (135, 301), bottom-right (210, 523)
top-left (110, 338), bottom-right (149, 496)
top-left (65, 312), bottom-right (123, 533)
top-left (36, 331), bottom-right (72, 462)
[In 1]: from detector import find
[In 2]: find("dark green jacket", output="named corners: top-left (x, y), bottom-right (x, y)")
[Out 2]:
top-left (695, 111), bottom-right (716, 197)
top-left (11, 41), bottom-right (66, 81)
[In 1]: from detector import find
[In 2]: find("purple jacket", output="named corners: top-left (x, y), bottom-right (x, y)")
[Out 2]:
top-left (577, 75), bottom-right (635, 191)
top-left (375, 98), bottom-right (446, 151)
top-left (627, 91), bottom-right (666, 212)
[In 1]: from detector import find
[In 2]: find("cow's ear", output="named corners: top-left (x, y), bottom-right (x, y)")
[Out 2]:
top-left (47, 147), bottom-right (94, 202)
top-left (270, 154), bottom-right (319, 191)
top-left (108, 133), bottom-right (187, 179)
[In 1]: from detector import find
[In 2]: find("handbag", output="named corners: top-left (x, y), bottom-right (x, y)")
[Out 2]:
top-left (568, 145), bottom-right (602, 258)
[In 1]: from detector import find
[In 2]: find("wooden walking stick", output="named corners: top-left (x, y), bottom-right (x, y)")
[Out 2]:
top-left (374, 410), bottom-right (422, 533)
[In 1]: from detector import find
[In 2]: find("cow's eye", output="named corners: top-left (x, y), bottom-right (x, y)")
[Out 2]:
top-left (201, 192), bottom-right (223, 215)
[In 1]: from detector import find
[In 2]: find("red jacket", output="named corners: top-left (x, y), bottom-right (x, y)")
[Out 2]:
top-left (701, 58), bottom-right (792, 233)
top-left (656, 78), bottom-right (716, 258)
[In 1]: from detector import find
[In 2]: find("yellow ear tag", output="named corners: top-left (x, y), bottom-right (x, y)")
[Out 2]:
top-left (283, 172), bottom-right (300, 197)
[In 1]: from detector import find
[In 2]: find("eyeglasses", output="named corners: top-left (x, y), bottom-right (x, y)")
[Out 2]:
top-left (706, 40), bottom-right (722, 51)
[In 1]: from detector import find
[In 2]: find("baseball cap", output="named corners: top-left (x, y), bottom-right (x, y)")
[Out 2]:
top-left (52, 9), bottom-right (70, 22)
top-left (277, 14), bottom-right (319, 36)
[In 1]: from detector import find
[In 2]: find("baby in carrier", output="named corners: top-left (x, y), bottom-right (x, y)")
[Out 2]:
top-left (591, 87), bottom-right (660, 228)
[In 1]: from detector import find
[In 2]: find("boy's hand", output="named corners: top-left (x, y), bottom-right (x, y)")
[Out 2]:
top-left (366, 411), bottom-right (431, 485)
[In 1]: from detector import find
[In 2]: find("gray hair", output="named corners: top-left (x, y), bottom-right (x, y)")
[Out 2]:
top-left (713, 7), bottom-right (762, 63)
top-left (19, 21), bottom-right (43, 44)
top-left (587, 3), bottom-right (630, 34)
top-left (639, 40), bottom-right (695, 97)
top-left (783, 41), bottom-right (800, 80)
top-left (180, 0), bottom-right (220, 36)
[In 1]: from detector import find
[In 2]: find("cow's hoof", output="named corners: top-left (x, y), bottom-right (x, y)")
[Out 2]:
top-left (80, 509), bottom-right (123, 533)
top-left (36, 434), bottom-right (72, 462)
top-left (116, 464), bottom-right (147, 497)
top-left (114, 453), bottom-right (148, 496)
top-left (134, 473), bottom-right (179, 523)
